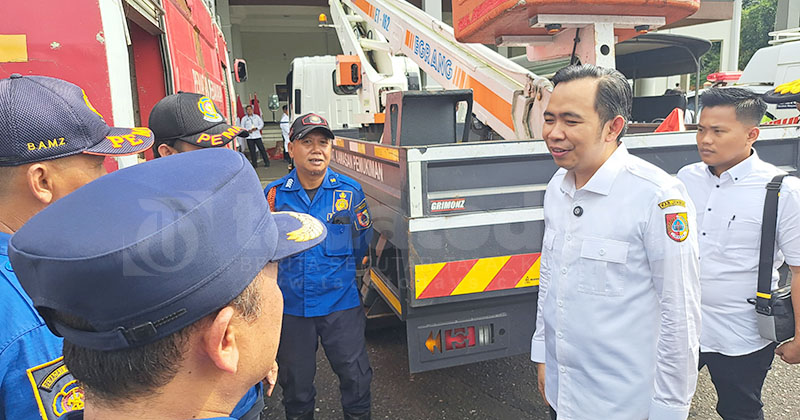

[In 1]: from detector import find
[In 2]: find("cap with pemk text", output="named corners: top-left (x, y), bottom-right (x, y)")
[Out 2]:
top-left (0, 74), bottom-right (153, 166)
top-left (289, 113), bottom-right (335, 142)
top-left (148, 92), bottom-right (248, 148)
top-left (9, 148), bottom-right (326, 351)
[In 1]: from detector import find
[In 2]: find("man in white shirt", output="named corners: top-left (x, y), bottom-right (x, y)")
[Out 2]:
top-left (280, 105), bottom-right (292, 170)
top-left (241, 104), bottom-right (270, 168)
top-left (677, 88), bottom-right (800, 420)
top-left (531, 64), bottom-right (701, 420)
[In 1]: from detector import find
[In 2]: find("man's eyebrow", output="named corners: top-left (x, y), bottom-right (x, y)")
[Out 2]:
top-left (543, 111), bottom-right (584, 119)
top-left (703, 124), bottom-right (726, 130)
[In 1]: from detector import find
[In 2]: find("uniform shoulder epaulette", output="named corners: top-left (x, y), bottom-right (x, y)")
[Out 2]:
top-left (267, 173), bottom-right (296, 191)
top-left (265, 177), bottom-right (284, 191)
top-left (331, 171), bottom-right (364, 191)
top-left (626, 158), bottom-right (676, 190)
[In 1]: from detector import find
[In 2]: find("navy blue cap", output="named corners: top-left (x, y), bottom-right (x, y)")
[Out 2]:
top-left (0, 74), bottom-right (154, 166)
top-left (148, 92), bottom-right (248, 147)
top-left (289, 113), bottom-right (334, 141)
top-left (8, 148), bottom-right (325, 351)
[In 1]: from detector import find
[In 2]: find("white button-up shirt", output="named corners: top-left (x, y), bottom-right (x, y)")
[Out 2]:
top-left (280, 112), bottom-right (291, 150)
top-left (241, 114), bottom-right (264, 140)
top-left (531, 144), bottom-right (701, 420)
top-left (677, 150), bottom-right (800, 356)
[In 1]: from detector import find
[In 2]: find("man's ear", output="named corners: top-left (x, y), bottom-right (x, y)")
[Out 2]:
top-left (202, 306), bottom-right (239, 374)
top-left (158, 143), bottom-right (180, 157)
top-left (605, 116), bottom-right (626, 143)
top-left (287, 141), bottom-right (295, 159)
top-left (746, 126), bottom-right (760, 148)
top-left (26, 163), bottom-right (54, 205)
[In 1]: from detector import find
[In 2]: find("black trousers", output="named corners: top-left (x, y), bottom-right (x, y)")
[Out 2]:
top-left (247, 138), bottom-right (270, 167)
top-left (699, 342), bottom-right (777, 420)
top-left (276, 306), bottom-right (372, 416)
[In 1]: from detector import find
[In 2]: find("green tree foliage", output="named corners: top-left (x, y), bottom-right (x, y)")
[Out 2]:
top-left (691, 41), bottom-right (721, 87)
top-left (739, 0), bottom-right (778, 69)
top-left (692, 0), bottom-right (778, 85)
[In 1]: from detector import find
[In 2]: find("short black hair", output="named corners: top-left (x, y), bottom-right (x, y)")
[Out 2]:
top-left (56, 273), bottom-right (264, 403)
top-left (699, 87), bottom-right (767, 126)
top-left (152, 138), bottom-right (194, 158)
top-left (551, 65), bottom-right (632, 142)
top-left (245, 104), bottom-right (253, 110)
top-left (282, 105), bottom-right (288, 112)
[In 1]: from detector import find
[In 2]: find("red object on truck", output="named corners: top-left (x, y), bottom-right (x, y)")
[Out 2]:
top-left (0, 0), bottom-right (239, 168)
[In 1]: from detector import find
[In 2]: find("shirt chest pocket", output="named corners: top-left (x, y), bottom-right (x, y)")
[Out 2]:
top-left (723, 220), bottom-right (762, 253)
top-left (324, 222), bottom-right (353, 257)
top-left (578, 238), bottom-right (629, 297)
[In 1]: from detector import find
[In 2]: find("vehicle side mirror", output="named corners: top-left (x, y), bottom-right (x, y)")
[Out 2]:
top-left (268, 94), bottom-right (280, 111)
top-left (234, 59), bottom-right (247, 83)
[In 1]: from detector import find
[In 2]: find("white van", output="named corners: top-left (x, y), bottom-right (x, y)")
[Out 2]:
top-left (735, 38), bottom-right (800, 119)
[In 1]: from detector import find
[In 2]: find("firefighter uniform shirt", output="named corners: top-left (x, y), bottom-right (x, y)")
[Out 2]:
top-left (677, 150), bottom-right (800, 356)
top-left (0, 232), bottom-right (82, 420)
top-left (531, 144), bottom-right (701, 420)
top-left (265, 168), bottom-right (372, 317)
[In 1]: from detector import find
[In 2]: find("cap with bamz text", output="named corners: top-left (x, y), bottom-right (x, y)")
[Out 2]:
top-left (0, 74), bottom-right (153, 166)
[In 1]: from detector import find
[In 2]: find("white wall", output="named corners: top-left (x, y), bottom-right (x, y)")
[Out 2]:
top-left (233, 30), bottom-right (341, 122)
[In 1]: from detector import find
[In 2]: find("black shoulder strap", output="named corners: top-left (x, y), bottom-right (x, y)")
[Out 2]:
top-left (756, 174), bottom-right (789, 315)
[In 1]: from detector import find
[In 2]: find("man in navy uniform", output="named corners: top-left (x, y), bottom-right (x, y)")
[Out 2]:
top-left (0, 74), bottom-right (154, 420)
top-left (9, 149), bottom-right (326, 420)
top-left (265, 113), bottom-right (373, 420)
top-left (147, 91), bottom-right (269, 420)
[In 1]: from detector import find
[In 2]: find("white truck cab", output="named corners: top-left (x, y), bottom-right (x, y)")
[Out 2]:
top-left (287, 56), bottom-right (360, 132)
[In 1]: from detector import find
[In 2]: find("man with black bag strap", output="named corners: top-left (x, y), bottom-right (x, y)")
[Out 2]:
top-left (678, 88), bottom-right (800, 420)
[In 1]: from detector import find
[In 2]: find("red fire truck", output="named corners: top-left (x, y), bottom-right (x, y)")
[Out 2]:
top-left (0, 0), bottom-right (239, 170)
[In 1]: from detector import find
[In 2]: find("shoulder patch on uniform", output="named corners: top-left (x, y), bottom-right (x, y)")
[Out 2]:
top-left (665, 212), bottom-right (689, 242)
top-left (27, 356), bottom-right (83, 420)
top-left (354, 198), bottom-right (368, 212)
top-left (658, 199), bottom-right (686, 209)
top-left (355, 198), bottom-right (371, 231)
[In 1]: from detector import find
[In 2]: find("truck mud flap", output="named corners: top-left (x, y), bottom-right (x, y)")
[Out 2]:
top-left (406, 294), bottom-right (536, 373)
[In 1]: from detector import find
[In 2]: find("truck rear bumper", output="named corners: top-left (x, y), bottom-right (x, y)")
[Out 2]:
top-left (405, 291), bottom-right (536, 373)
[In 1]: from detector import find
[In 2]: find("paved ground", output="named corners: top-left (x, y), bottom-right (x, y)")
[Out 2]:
top-left (256, 159), bottom-right (800, 420)
top-left (254, 160), bottom-right (291, 187)
top-left (260, 325), bottom-right (800, 419)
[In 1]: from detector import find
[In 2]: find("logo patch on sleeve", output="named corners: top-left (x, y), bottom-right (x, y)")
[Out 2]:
top-left (658, 199), bottom-right (686, 209)
top-left (665, 212), bottom-right (689, 242)
top-left (354, 198), bottom-right (371, 230)
top-left (26, 357), bottom-right (83, 420)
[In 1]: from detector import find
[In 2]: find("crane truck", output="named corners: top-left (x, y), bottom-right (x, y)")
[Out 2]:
top-left (293, 0), bottom-right (800, 374)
